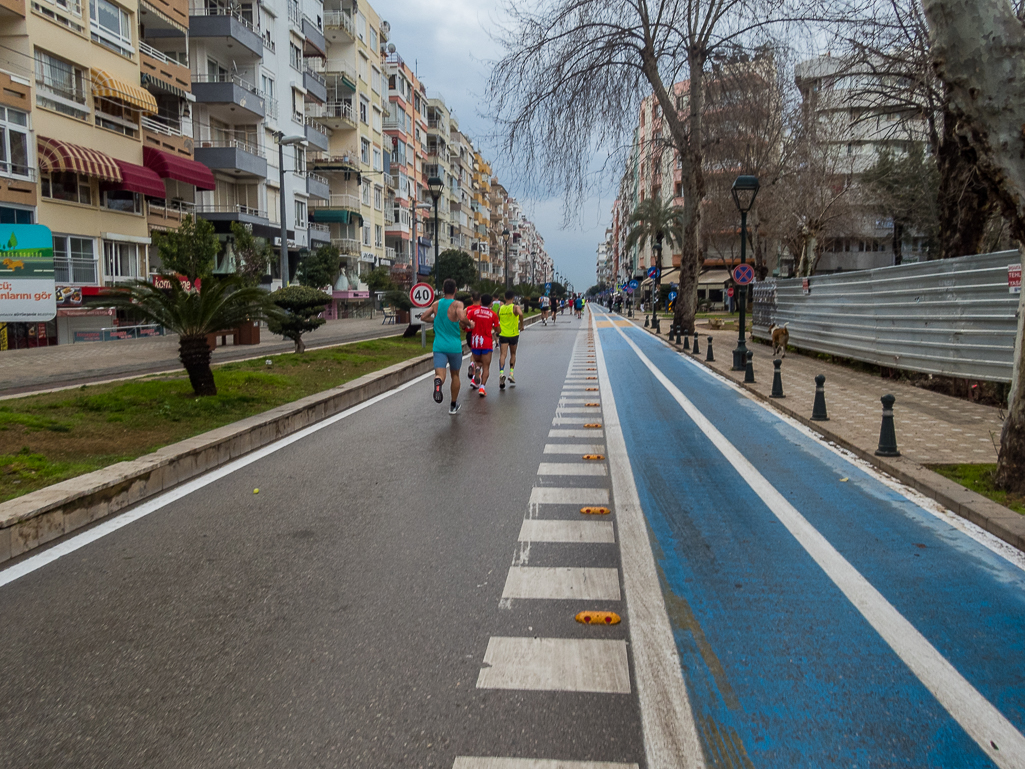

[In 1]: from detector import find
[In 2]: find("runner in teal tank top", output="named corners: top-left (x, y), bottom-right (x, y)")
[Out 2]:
top-left (420, 278), bottom-right (470, 414)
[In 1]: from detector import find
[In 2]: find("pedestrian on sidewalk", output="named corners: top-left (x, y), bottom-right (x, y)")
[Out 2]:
top-left (420, 278), bottom-right (471, 415)
top-left (497, 289), bottom-right (524, 390)
top-left (467, 292), bottom-right (499, 397)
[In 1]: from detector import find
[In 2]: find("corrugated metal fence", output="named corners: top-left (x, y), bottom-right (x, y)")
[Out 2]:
top-left (751, 251), bottom-right (1022, 383)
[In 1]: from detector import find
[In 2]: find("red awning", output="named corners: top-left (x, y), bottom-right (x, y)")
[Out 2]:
top-left (111, 159), bottom-right (167, 198)
top-left (143, 147), bottom-right (216, 191)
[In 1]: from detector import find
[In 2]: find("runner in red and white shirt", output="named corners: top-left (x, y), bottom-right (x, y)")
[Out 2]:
top-left (465, 292), bottom-right (499, 397)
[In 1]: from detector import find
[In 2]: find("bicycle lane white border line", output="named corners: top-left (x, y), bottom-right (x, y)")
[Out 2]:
top-left (606, 317), bottom-right (1025, 769)
top-left (0, 368), bottom-right (441, 590)
top-left (590, 312), bottom-right (706, 769)
top-left (612, 312), bottom-right (1025, 572)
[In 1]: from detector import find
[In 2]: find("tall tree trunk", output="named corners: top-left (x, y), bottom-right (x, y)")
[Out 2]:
top-left (923, 0), bottom-right (1025, 493)
top-left (935, 104), bottom-right (994, 259)
top-left (179, 335), bottom-right (217, 396)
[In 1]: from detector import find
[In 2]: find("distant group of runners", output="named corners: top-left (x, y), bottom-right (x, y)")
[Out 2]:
top-left (420, 280), bottom-right (588, 414)
top-left (538, 293), bottom-right (585, 324)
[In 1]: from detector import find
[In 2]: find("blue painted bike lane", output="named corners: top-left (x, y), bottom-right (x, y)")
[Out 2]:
top-left (593, 312), bottom-right (1025, 769)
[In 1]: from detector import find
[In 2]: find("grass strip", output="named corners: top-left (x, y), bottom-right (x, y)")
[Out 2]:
top-left (928, 463), bottom-right (1025, 516)
top-left (0, 334), bottom-right (434, 502)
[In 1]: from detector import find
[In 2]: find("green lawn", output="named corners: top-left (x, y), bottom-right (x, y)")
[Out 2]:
top-left (0, 334), bottom-right (432, 502)
top-left (928, 463), bottom-right (1025, 515)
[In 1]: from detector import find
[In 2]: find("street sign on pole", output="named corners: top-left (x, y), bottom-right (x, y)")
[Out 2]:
top-left (727, 286), bottom-right (735, 298)
top-left (628, 279), bottom-right (639, 290)
top-left (732, 264), bottom-right (755, 285)
top-left (668, 290), bottom-right (678, 302)
top-left (647, 266), bottom-right (659, 280)
top-left (409, 282), bottom-right (435, 307)
top-left (1009, 264), bottom-right (1022, 294)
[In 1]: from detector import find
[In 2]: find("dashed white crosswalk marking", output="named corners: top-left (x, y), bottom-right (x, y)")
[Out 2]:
top-left (543, 444), bottom-right (605, 454)
top-left (476, 637), bottom-right (631, 693)
top-left (538, 462), bottom-right (608, 476)
top-left (529, 487), bottom-right (609, 505)
top-left (518, 519), bottom-right (615, 543)
top-left (556, 407), bottom-right (602, 414)
top-left (549, 429), bottom-right (605, 438)
top-left (552, 417), bottom-right (603, 425)
top-left (502, 566), bottom-right (621, 600)
top-left (453, 758), bottom-right (639, 768)
top-left (558, 398), bottom-right (593, 404)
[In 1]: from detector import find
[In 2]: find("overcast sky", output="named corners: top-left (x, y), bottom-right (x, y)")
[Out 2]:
top-left (378, 0), bottom-right (610, 292)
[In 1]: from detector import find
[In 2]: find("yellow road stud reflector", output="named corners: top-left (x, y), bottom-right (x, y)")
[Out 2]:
top-left (577, 611), bottom-right (621, 625)
top-left (253, 488), bottom-right (260, 494)
top-left (585, 402), bottom-right (601, 407)
top-left (580, 506), bottom-right (611, 515)
top-left (584, 423), bottom-right (602, 428)
top-left (586, 376), bottom-right (597, 380)
top-left (587, 368), bottom-right (597, 371)
top-left (586, 387), bottom-right (599, 391)
top-left (840, 477), bottom-right (849, 482)
top-left (582, 454), bottom-right (606, 461)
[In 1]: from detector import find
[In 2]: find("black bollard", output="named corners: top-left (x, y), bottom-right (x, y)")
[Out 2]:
top-left (811, 374), bottom-right (829, 421)
top-left (770, 358), bottom-right (785, 398)
top-left (744, 350), bottom-right (755, 383)
top-left (706, 336), bottom-right (714, 362)
top-left (692, 332), bottom-right (701, 355)
top-left (644, 313), bottom-right (649, 328)
top-left (875, 394), bottom-right (901, 457)
top-left (683, 332), bottom-right (690, 350)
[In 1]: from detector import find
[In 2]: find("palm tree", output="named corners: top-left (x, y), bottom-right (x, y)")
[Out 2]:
top-left (112, 276), bottom-right (279, 396)
top-left (625, 196), bottom-right (685, 331)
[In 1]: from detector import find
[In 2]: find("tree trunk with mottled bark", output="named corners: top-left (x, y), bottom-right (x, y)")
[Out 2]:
top-left (179, 335), bottom-right (217, 396)
top-left (935, 105), bottom-right (994, 259)
top-left (922, 0), bottom-right (1025, 492)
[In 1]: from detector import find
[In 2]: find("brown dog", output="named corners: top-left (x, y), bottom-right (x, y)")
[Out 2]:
top-left (769, 322), bottom-right (789, 358)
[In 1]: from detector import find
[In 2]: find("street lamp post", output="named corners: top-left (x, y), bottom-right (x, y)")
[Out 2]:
top-left (276, 133), bottom-right (307, 287)
top-left (427, 176), bottom-right (444, 291)
top-left (731, 174), bottom-right (760, 371)
top-left (502, 228), bottom-right (511, 290)
top-left (651, 242), bottom-right (662, 333)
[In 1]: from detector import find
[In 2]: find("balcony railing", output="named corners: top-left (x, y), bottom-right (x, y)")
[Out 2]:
top-left (331, 237), bottom-right (360, 255)
top-left (385, 246), bottom-right (395, 262)
top-left (311, 192), bottom-right (359, 210)
top-left (306, 101), bottom-right (355, 124)
top-left (0, 163), bottom-right (36, 181)
top-left (308, 57), bottom-right (357, 83)
top-left (54, 257), bottom-right (98, 284)
top-left (309, 222), bottom-right (330, 234)
top-left (141, 115), bottom-right (183, 137)
top-left (197, 138), bottom-right (264, 157)
top-left (188, 3), bottom-right (258, 32)
top-left (303, 62), bottom-right (326, 86)
top-left (323, 9), bottom-right (354, 37)
top-left (192, 72), bottom-right (264, 98)
top-left (194, 203), bottom-right (266, 217)
top-left (147, 199), bottom-right (194, 221)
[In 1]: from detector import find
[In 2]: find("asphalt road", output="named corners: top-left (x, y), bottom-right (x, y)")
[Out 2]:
top-left (3, 306), bottom-right (1024, 769)
top-left (0, 312), bottom-right (648, 768)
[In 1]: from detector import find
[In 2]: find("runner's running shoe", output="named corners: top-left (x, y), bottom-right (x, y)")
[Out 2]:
top-left (479, 386), bottom-right (487, 397)
top-left (433, 378), bottom-right (444, 404)
top-left (449, 402), bottom-right (460, 415)
top-left (499, 374), bottom-right (506, 390)
top-left (508, 373), bottom-right (516, 386)
top-left (467, 363), bottom-right (475, 379)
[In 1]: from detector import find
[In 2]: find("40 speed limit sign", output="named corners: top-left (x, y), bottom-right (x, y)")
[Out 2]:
top-left (409, 282), bottom-right (435, 307)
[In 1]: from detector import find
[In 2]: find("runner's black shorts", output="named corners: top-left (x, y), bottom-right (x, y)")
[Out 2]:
top-left (499, 335), bottom-right (519, 348)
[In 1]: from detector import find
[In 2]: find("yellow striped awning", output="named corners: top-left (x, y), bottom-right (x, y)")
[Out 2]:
top-left (37, 137), bottom-right (122, 182)
top-left (91, 68), bottom-right (159, 114)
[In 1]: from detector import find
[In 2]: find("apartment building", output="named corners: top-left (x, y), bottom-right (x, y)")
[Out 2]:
top-left (472, 150), bottom-right (492, 278)
top-left (489, 177), bottom-right (508, 284)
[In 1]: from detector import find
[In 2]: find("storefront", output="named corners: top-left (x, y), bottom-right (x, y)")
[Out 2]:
top-left (323, 289), bottom-right (372, 320)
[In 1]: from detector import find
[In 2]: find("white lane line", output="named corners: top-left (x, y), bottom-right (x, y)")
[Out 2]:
top-left (454, 757), bottom-right (638, 768)
top-left (591, 314), bottom-right (705, 769)
top-left (556, 407), bottom-right (602, 414)
top-left (559, 398), bottom-right (593, 405)
top-left (552, 418), bottom-right (602, 426)
top-left (0, 369), bottom-right (438, 589)
top-left (502, 566), bottom-right (621, 600)
top-left (609, 320), bottom-right (1025, 769)
top-left (518, 519), bottom-right (615, 543)
top-left (550, 429), bottom-right (605, 439)
top-left (543, 444), bottom-right (606, 454)
top-left (529, 487), bottom-right (609, 505)
top-left (476, 637), bottom-right (631, 693)
top-left (538, 462), bottom-right (608, 477)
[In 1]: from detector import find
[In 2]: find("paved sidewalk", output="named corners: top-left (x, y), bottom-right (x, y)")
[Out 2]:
top-left (660, 319), bottom-right (1004, 465)
top-left (0, 316), bottom-right (403, 396)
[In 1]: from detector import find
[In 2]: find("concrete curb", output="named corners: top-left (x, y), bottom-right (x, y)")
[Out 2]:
top-left (635, 319), bottom-right (1025, 554)
top-left (0, 311), bottom-right (546, 566)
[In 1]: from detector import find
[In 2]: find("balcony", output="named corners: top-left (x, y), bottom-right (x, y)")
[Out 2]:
top-left (189, 6), bottom-right (263, 59)
top-left (302, 14), bottom-right (326, 57)
top-left (0, 0), bottom-right (24, 16)
top-left (305, 171), bottom-right (330, 200)
top-left (191, 74), bottom-right (266, 121)
top-left (309, 58), bottom-right (356, 92)
top-left (332, 237), bottom-right (360, 255)
top-left (312, 192), bottom-right (359, 212)
top-left (304, 119), bottom-right (330, 152)
top-left (54, 257), bottom-right (98, 284)
top-left (0, 163), bottom-right (37, 208)
top-left (309, 222), bottom-right (331, 243)
top-left (194, 139), bottom-right (267, 179)
top-left (385, 246), bottom-right (396, 262)
top-left (305, 101), bottom-right (356, 130)
top-left (140, 42), bottom-right (191, 98)
top-left (141, 115), bottom-right (193, 157)
top-left (147, 198), bottom-right (194, 228)
top-left (303, 66), bottom-right (327, 103)
top-left (194, 203), bottom-right (268, 226)
top-left (323, 9), bottom-right (354, 42)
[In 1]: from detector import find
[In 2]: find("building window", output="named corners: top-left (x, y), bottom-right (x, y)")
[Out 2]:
top-left (356, 12), bottom-right (366, 41)
top-left (294, 199), bottom-right (307, 227)
top-left (359, 95), bottom-right (369, 124)
top-left (375, 224), bottom-right (382, 247)
top-left (42, 171), bottom-right (91, 205)
top-left (102, 189), bottom-right (142, 213)
top-left (34, 51), bottom-right (89, 120)
top-left (373, 148), bottom-right (381, 171)
top-left (0, 108), bottom-right (31, 179)
top-left (359, 54), bottom-right (368, 82)
top-left (289, 42), bottom-right (302, 71)
top-left (362, 224), bottom-right (370, 245)
top-left (360, 137), bottom-right (370, 165)
top-left (103, 241), bottom-right (139, 281)
top-left (370, 27), bottom-right (377, 49)
top-left (371, 66), bottom-right (381, 93)
top-left (95, 97), bottom-right (138, 137)
top-left (374, 185), bottom-right (382, 210)
top-left (361, 179), bottom-right (370, 205)
top-left (53, 235), bottom-right (96, 283)
top-left (0, 206), bottom-right (32, 224)
top-left (372, 108), bottom-right (381, 133)
top-left (90, 0), bottom-right (133, 57)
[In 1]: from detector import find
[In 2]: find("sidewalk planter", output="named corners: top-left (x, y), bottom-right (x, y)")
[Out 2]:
top-left (206, 329), bottom-right (238, 349)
